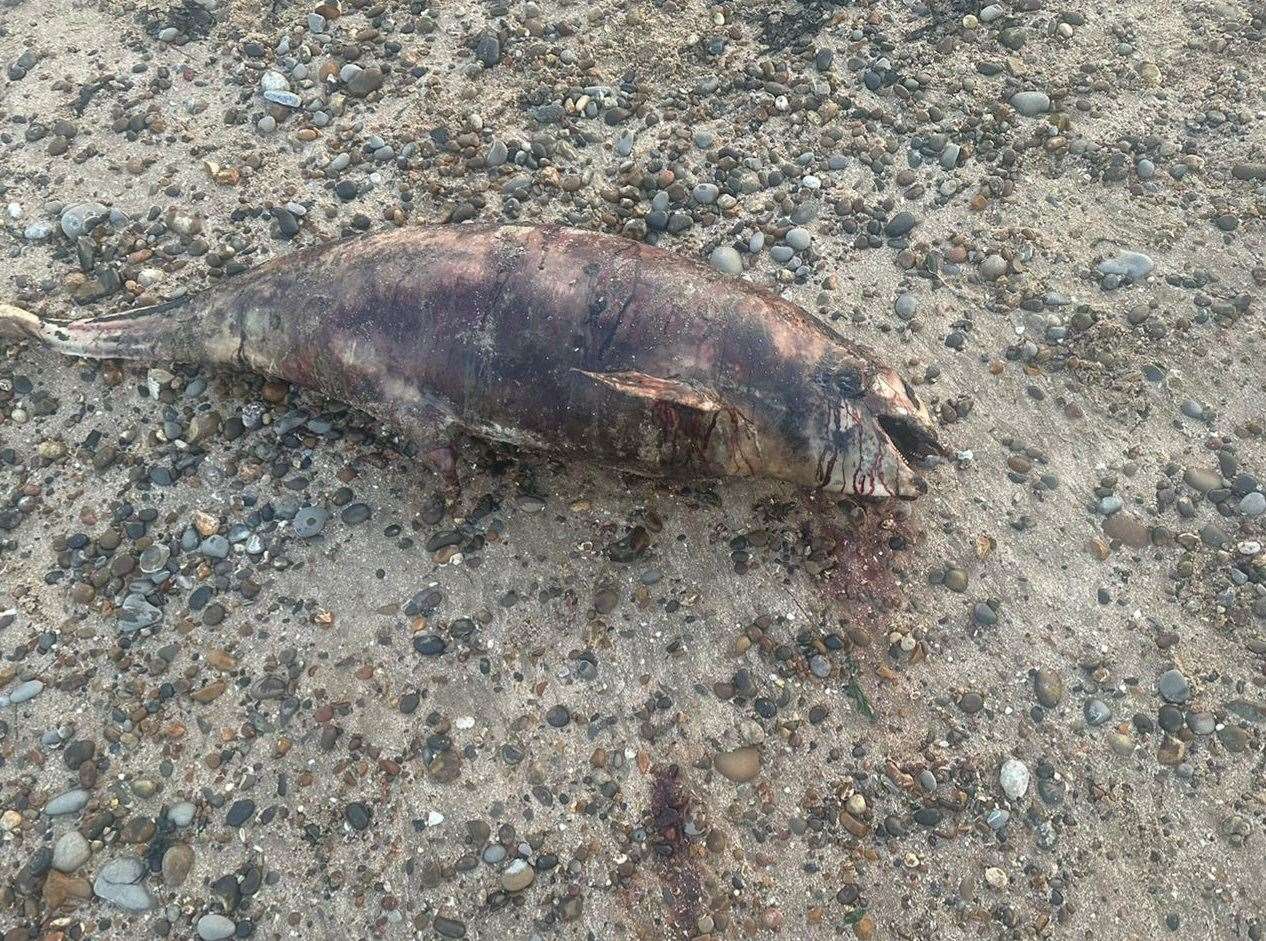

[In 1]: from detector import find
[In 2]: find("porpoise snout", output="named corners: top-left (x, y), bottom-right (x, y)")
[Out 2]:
top-left (864, 368), bottom-right (945, 499)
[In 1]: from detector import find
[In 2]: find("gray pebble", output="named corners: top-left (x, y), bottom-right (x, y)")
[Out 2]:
top-left (1157, 668), bottom-right (1189, 704)
top-left (292, 506), bottom-right (329, 538)
top-left (259, 69), bottom-right (288, 93)
top-left (709, 246), bottom-right (742, 275)
top-left (1009, 91), bottom-right (1051, 116)
top-left (1084, 698), bottom-right (1112, 726)
top-left (894, 293), bottom-right (917, 319)
top-left (263, 90), bottom-right (301, 108)
top-left (93, 856), bottom-right (154, 912)
top-left (999, 758), bottom-right (1029, 799)
top-left (1097, 251), bottom-right (1154, 281)
top-left (981, 254), bottom-right (1008, 280)
top-left (784, 227), bottom-right (811, 251)
top-left (196, 913), bottom-right (236, 941)
top-left (692, 183), bottom-right (720, 205)
top-left (45, 789), bottom-right (90, 816)
top-left (168, 802), bottom-right (196, 827)
top-left (6, 679), bottom-right (44, 704)
top-left (200, 535), bottom-right (229, 559)
top-left (52, 830), bottom-right (91, 872)
top-left (1239, 492), bottom-right (1265, 517)
top-left (60, 202), bottom-right (109, 239)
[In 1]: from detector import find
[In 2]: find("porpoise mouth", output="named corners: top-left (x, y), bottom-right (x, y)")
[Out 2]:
top-left (876, 411), bottom-right (947, 465)
top-left (867, 369), bottom-right (947, 499)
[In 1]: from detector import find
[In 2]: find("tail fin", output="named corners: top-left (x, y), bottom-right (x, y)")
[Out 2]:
top-left (0, 296), bottom-right (201, 363)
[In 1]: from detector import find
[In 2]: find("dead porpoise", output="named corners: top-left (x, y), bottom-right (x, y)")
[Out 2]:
top-left (1, 223), bottom-right (944, 498)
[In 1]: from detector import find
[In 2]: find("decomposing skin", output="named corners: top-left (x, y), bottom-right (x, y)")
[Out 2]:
top-left (1, 223), bottom-right (945, 498)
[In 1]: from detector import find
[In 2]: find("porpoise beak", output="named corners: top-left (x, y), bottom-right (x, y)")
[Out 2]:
top-left (867, 369), bottom-right (945, 499)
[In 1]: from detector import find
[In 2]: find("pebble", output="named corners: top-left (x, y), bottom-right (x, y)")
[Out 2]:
top-left (434, 916), bottom-right (467, 938)
top-left (4, 679), bottom-right (44, 704)
top-left (1157, 669), bottom-right (1190, 704)
top-left (1084, 698), bottom-right (1112, 726)
top-left (169, 802), bottom-right (196, 827)
top-left (714, 746), bottom-right (761, 783)
top-left (45, 789), bottom-right (90, 816)
top-left (1034, 669), bottom-right (1064, 707)
top-left (980, 254), bottom-right (1007, 280)
top-left (196, 913), bottom-right (236, 941)
top-left (692, 183), bottom-right (720, 204)
top-left (93, 856), bottom-right (154, 912)
top-left (52, 831), bottom-right (91, 872)
top-left (292, 506), bottom-right (329, 538)
top-left (1009, 91), bottom-right (1051, 116)
top-left (784, 227), bottom-right (811, 251)
top-left (1097, 251), bottom-right (1154, 281)
top-left (161, 843), bottom-right (195, 887)
top-left (1239, 492), bottom-right (1265, 517)
top-left (709, 246), bottom-right (742, 275)
top-left (501, 859), bottom-right (535, 892)
top-left (884, 211), bottom-right (917, 237)
top-left (999, 758), bottom-right (1030, 799)
top-left (59, 202), bottom-right (109, 239)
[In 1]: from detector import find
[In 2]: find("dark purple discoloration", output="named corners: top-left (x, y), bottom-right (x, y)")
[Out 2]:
top-left (2, 224), bottom-right (944, 498)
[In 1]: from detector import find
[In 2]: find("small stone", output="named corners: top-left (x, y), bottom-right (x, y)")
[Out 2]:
top-left (344, 802), bottom-right (372, 831)
top-left (169, 802), bottom-right (196, 827)
top-left (345, 65), bottom-right (384, 96)
top-left (980, 254), bottom-right (1007, 280)
top-left (161, 843), bottom-right (195, 887)
top-left (692, 182), bottom-right (720, 204)
top-left (784, 227), bottom-right (811, 251)
top-left (45, 789), bottom-right (90, 817)
top-left (501, 859), bottom-right (535, 892)
top-left (1033, 669), bottom-right (1064, 707)
top-left (709, 246), bottom-right (742, 275)
top-left (999, 758), bottom-right (1029, 799)
top-left (1239, 492), bottom-right (1265, 517)
top-left (43, 870), bottom-right (92, 910)
top-left (714, 746), bottom-right (761, 783)
top-left (1157, 669), bottom-right (1189, 704)
top-left (196, 913), bottom-right (236, 941)
top-left (884, 211), bottom-right (917, 237)
top-left (474, 33), bottom-right (501, 67)
top-left (434, 916), bottom-right (467, 938)
top-left (93, 857), bottom-right (154, 912)
top-left (5, 678), bottom-right (44, 704)
top-left (984, 866), bottom-right (1009, 889)
top-left (1009, 91), bottom-right (1051, 116)
top-left (52, 831), bottom-right (91, 872)
top-left (1097, 251), bottom-right (1154, 281)
top-left (958, 691), bottom-right (985, 714)
top-left (60, 202), bottom-right (109, 239)
top-left (225, 799), bottom-right (256, 827)
top-left (1084, 698), bottom-right (1112, 726)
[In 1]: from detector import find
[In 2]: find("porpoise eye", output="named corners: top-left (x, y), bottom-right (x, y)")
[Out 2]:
top-left (835, 368), bottom-right (864, 398)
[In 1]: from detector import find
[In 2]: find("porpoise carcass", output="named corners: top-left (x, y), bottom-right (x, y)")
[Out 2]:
top-left (1, 223), bottom-right (945, 498)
